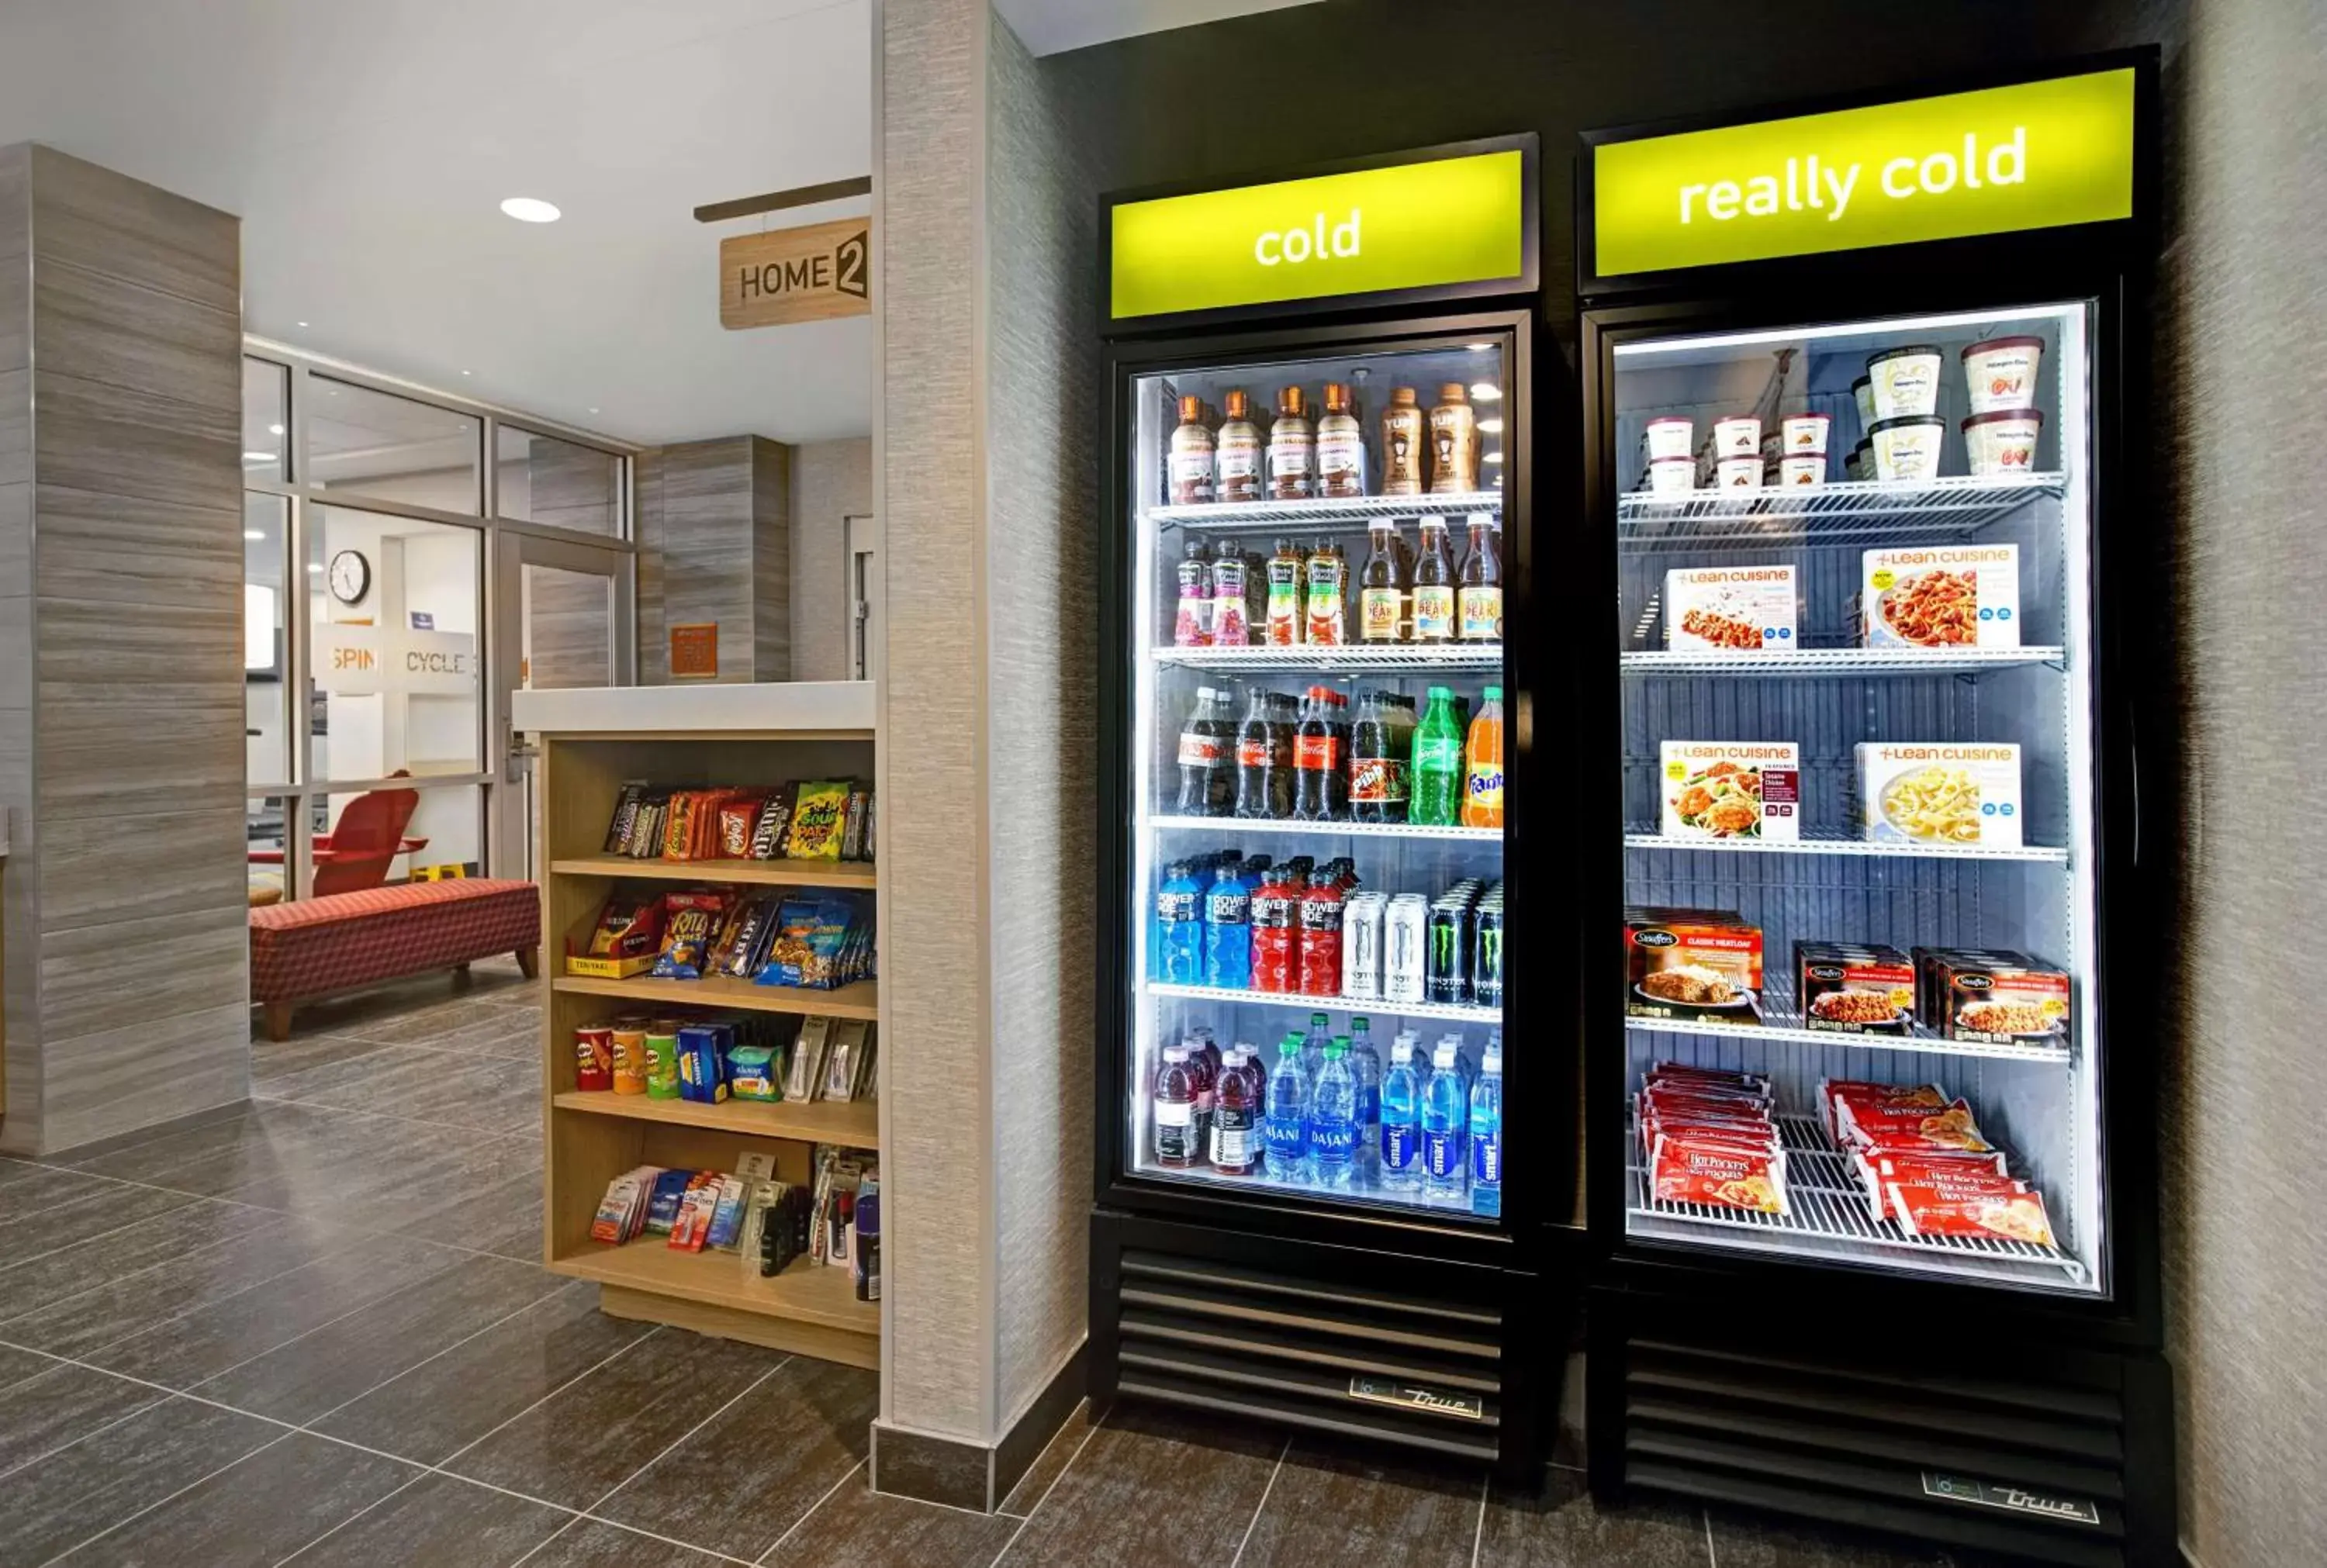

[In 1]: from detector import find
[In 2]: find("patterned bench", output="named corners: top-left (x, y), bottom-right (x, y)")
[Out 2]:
top-left (250, 879), bottom-right (540, 1041)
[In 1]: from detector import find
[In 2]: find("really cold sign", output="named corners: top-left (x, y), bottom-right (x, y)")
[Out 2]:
top-left (1591, 68), bottom-right (2137, 277)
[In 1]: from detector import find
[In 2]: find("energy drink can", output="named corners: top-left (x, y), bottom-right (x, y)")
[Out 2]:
top-left (1427, 900), bottom-right (1471, 1005)
top-left (1472, 907), bottom-right (1505, 1010)
top-left (1385, 894), bottom-right (1429, 1004)
top-left (1341, 893), bottom-right (1385, 1000)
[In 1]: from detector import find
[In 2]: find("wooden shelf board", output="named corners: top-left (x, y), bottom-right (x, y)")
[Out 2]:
top-left (552, 1090), bottom-right (877, 1149)
top-left (551, 855), bottom-right (877, 888)
top-left (551, 972), bottom-right (880, 1021)
top-left (551, 1238), bottom-right (877, 1336)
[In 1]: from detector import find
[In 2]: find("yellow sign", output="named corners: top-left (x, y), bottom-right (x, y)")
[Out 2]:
top-left (1592, 69), bottom-right (2136, 277)
top-left (721, 219), bottom-right (870, 330)
top-left (1111, 150), bottom-right (1526, 321)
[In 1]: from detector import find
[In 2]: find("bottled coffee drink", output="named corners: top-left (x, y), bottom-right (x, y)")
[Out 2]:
top-left (1412, 517), bottom-right (1457, 643)
top-left (1168, 395), bottom-right (1215, 505)
top-left (1457, 516), bottom-right (1503, 642)
top-left (1267, 387), bottom-right (1315, 501)
top-left (1430, 384), bottom-right (1479, 494)
top-left (1316, 382), bottom-right (1366, 499)
top-left (1358, 520), bottom-right (1406, 643)
top-left (1381, 388), bottom-right (1426, 496)
top-left (1217, 391), bottom-right (1263, 503)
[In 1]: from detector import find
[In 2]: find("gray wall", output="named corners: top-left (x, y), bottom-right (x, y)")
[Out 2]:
top-left (0, 144), bottom-right (247, 1155)
top-left (632, 434), bottom-right (791, 684)
top-left (791, 437), bottom-right (872, 682)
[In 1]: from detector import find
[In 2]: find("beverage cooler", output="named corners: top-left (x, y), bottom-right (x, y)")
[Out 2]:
top-left (1571, 57), bottom-right (2177, 1566)
top-left (1088, 139), bottom-right (1557, 1475)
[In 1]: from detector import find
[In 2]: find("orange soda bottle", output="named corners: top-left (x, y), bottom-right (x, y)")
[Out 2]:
top-left (1461, 685), bottom-right (1505, 829)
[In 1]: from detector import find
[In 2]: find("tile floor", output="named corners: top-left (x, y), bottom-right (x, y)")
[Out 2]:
top-left (0, 961), bottom-right (1971, 1566)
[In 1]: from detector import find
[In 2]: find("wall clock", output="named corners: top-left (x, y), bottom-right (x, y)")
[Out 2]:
top-left (328, 550), bottom-right (371, 605)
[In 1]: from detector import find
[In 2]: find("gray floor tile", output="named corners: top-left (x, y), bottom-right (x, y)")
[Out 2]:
top-left (66, 1100), bottom-right (410, 1195)
top-left (55, 1432), bottom-right (419, 1565)
top-left (255, 1042), bottom-right (482, 1108)
top-left (401, 1164), bottom-right (544, 1260)
top-left (250, 1034), bottom-right (403, 1095)
top-left (593, 1356), bottom-right (879, 1560)
top-left (1236, 1436), bottom-right (1485, 1568)
top-left (311, 1282), bottom-right (649, 1466)
top-left (0, 1156), bottom-right (62, 1190)
top-left (342, 997), bottom-right (538, 1051)
top-left (190, 1252), bottom-right (567, 1424)
top-left (445, 1331), bottom-right (786, 1510)
top-left (0, 1198), bottom-right (276, 1323)
top-left (31, 1102), bottom-right (256, 1169)
top-left (0, 1214), bottom-right (366, 1359)
top-left (0, 1395), bottom-right (282, 1566)
top-left (214, 1119), bottom-right (511, 1221)
top-left (524, 1519), bottom-right (736, 1566)
top-left (994, 1402), bottom-right (1284, 1568)
top-left (1705, 1506), bottom-right (1952, 1566)
top-left (791, 1476), bottom-right (1020, 1568)
top-left (1477, 1468), bottom-right (1711, 1567)
top-left (998, 1397), bottom-right (1093, 1516)
top-left (0, 1361), bottom-right (168, 1478)
top-left (0, 1177), bottom-right (200, 1264)
top-left (0, 1166), bottom-right (112, 1221)
top-left (291, 1471), bottom-right (569, 1566)
top-left (0, 1342), bottom-right (59, 1393)
top-left (81, 1232), bottom-right (469, 1390)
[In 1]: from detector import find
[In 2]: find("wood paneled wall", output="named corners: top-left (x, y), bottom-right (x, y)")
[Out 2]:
top-left (0, 145), bottom-right (246, 1155)
top-left (632, 435), bottom-right (791, 684)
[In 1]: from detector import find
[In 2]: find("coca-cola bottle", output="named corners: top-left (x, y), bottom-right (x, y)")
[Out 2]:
top-left (1233, 689), bottom-right (1284, 820)
top-left (1291, 686), bottom-right (1341, 822)
top-left (1174, 687), bottom-right (1233, 816)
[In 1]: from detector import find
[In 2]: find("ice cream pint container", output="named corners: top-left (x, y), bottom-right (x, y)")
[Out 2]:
top-left (1712, 415), bottom-right (1762, 458)
top-left (1779, 454), bottom-right (1827, 487)
top-left (1962, 409), bottom-right (2045, 476)
top-left (1782, 413), bottom-right (1831, 455)
top-left (1643, 416), bottom-right (1693, 461)
top-left (1852, 375), bottom-right (1876, 433)
top-left (1961, 336), bottom-right (2045, 416)
top-left (1717, 455), bottom-right (1763, 489)
top-left (1866, 345), bottom-right (1943, 420)
top-left (1648, 455), bottom-right (1696, 495)
top-left (1869, 416), bottom-right (1945, 482)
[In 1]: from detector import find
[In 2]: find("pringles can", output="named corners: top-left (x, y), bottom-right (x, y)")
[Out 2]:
top-left (1385, 894), bottom-right (1429, 1005)
top-left (610, 1023), bottom-right (649, 1095)
top-left (575, 1025), bottom-right (614, 1092)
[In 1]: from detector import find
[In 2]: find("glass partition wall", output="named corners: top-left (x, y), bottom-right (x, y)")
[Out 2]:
top-left (241, 344), bottom-right (636, 903)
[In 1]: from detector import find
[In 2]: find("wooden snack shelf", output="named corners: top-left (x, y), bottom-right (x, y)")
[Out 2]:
top-left (517, 682), bottom-right (881, 1373)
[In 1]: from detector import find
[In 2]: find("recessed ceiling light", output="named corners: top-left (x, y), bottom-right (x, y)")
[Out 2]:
top-left (268, 423), bottom-right (285, 436)
top-left (1484, 451), bottom-right (1505, 465)
top-left (461, 370), bottom-right (472, 377)
top-left (500, 197), bottom-right (561, 223)
top-left (1478, 418), bottom-right (1504, 435)
top-left (243, 529), bottom-right (266, 541)
top-left (296, 320), bottom-right (309, 327)
top-left (306, 562), bottom-right (323, 573)
top-left (1470, 382), bottom-right (1502, 402)
top-left (243, 451), bottom-right (278, 462)
top-left (589, 407), bottom-right (600, 415)
top-left (1467, 342), bottom-right (1495, 352)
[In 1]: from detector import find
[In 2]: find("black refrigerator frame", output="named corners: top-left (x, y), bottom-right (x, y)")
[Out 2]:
top-left (1088, 139), bottom-right (1565, 1479)
top-left (1567, 49), bottom-right (2177, 1567)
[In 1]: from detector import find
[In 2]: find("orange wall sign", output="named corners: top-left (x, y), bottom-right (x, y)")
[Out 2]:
top-left (669, 623), bottom-right (720, 680)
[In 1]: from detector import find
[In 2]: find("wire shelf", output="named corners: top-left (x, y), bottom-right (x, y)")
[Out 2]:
top-left (1156, 644), bottom-right (1505, 673)
top-left (1147, 980), bottom-right (1501, 1027)
top-left (1621, 647), bottom-right (2066, 679)
top-left (1149, 814), bottom-right (1500, 844)
top-left (1622, 975), bottom-right (2072, 1063)
top-left (1616, 473), bottom-right (2063, 553)
top-left (1627, 1115), bottom-right (2085, 1287)
top-left (1147, 491), bottom-right (1505, 532)
top-left (1623, 825), bottom-right (2068, 865)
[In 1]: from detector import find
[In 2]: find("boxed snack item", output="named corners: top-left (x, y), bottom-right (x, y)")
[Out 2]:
top-left (1663, 566), bottom-right (1797, 653)
top-left (1796, 941), bottom-right (1914, 1033)
top-left (1917, 948), bottom-right (2072, 1044)
top-left (1855, 743), bottom-right (2023, 848)
top-left (569, 894), bottom-right (664, 979)
top-left (1626, 910), bottom-right (1764, 1024)
top-left (1660, 741), bottom-right (1800, 841)
top-left (1855, 545), bottom-right (2021, 649)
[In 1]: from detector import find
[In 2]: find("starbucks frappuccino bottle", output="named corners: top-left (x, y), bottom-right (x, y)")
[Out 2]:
top-left (1267, 387), bottom-right (1315, 501)
top-left (1429, 383), bottom-right (1478, 494)
top-left (1167, 395), bottom-right (1215, 506)
top-left (1216, 391), bottom-right (1262, 503)
top-left (1316, 382), bottom-right (1366, 498)
top-left (1381, 387), bottom-right (1425, 496)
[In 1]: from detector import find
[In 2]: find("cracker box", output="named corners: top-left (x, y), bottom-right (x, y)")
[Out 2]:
top-left (1855, 743), bottom-right (2024, 848)
top-left (1659, 741), bottom-right (1800, 841)
top-left (1663, 565), bottom-right (1797, 653)
top-left (1855, 545), bottom-right (2021, 649)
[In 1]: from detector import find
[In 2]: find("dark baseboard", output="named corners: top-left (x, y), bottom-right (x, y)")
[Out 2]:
top-left (872, 1343), bottom-right (1087, 1514)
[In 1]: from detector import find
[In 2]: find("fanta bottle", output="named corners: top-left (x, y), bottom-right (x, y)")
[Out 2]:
top-left (1461, 685), bottom-right (1505, 829)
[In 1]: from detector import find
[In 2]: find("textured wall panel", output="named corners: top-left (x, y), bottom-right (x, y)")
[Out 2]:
top-left (631, 436), bottom-right (793, 685)
top-left (791, 437), bottom-right (873, 682)
top-left (0, 144), bottom-right (32, 1148)
top-left (751, 436), bottom-right (794, 682)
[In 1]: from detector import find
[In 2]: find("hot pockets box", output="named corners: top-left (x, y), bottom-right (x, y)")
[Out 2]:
top-left (1663, 566), bottom-right (1797, 653)
top-left (1661, 741), bottom-right (1800, 841)
top-left (1855, 743), bottom-right (2023, 848)
top-left (1857, 545), bottom-right (2021, 649)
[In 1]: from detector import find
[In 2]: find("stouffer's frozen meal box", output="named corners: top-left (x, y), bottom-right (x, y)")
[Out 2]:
top-left (1660, 741), bottom-right (1800, 841)
top-left (1796, 941), bottom-right (1914, 1034)
top-left (1662, 566), bottom-right (1797, 653)
top-left (1852, 545), bottom-right (2021, 649)
top-left (1855, 743), bottom-right (2024, 848)
top-left (1625, 909), bottom-right (1764, 1025)
top-left (1915, 947), bottom-right (2072, 1045)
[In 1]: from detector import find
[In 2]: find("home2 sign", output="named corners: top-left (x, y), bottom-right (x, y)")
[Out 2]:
top-left (721, 218), bottom-right (871, 330)
top-left (1592, 67), bottom-right (2137, 277)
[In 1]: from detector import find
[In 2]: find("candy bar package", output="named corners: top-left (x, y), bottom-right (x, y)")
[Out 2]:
top-left (782, 781), bottom-right (851, 861)
top-left (603, 782), bottom-right (648, 855)
top-left (717, 894), bottom-right (784, 980)
top-left (841, 784), bottom-right (873, 862)
top-left (748, 785), bottom-right (799, 860)
top-left (628, 793), bottom-right (670, 859)
top-left (717, 795), bottom-right (766, 859)
top-left (652, 890), bottom-right (731, 979)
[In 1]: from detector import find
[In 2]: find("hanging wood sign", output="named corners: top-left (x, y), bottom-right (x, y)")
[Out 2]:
top-left (720, 218), bottom-right (871, 329)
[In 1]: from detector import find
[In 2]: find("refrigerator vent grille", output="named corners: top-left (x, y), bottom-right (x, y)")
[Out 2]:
top-left (1111, 1249), bottom-right (1504, 1464)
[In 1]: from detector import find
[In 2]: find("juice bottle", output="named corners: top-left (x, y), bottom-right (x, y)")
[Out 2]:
top-left (1457, 516), bottom-right (1502, 643)
top-left (1461, 685), bottom-right (1506, 829)
top-left (1303, 538), bottom-right (1345, 645)
top-left (1153, 1045), bottom-right (1200, 1168)
top-left (1264, 537), bottom-right (1305, 645)
top-left (1212, 1045), bottom-right (1262, 1175)
top-left (1172, 540), bottom-right (1211, 647)
top-left (1411, 519), bottom-right (1456, 644)
top-left (1215, 391), bottom-right (1262, 503)
top-left (1208, 540), bottom-right (1251, 646)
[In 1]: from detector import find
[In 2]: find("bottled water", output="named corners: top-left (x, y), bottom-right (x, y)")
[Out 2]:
top-left (1309, 1037), bottom-right (1359, 1190)
top-left (1378, 1033), bottom-right (1423, 1193)
top-left (1263, 1034), bottom-right (1311, 1186)
top-left (1299, 1011), bottom-right (1329, 1086)
top-left (1468, 1041), bottom-right (1503, 1217)
top-left (1420, 1035), bottom-right (1468, 1203)
top-left (1347, 1015), bottom-right (1384, 1185)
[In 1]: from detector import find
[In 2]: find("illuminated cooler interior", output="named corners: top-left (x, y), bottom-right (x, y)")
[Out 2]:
top-left (1615, 303), bottom-right (2107, 1294)
top-left (1126, 337), bottom-right (1510, 1221)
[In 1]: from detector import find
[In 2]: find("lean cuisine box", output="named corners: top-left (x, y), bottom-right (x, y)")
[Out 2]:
top-left (1855, 743), bottom-right (2023, 848)
top-left (1660, 741), bottom-right (1800, 841)
top-left (1663, 566), bottom-right (1797, 652)
top-left (1626, 910), bottom-right (1764, 1024)
top-left (1853, 545), bottom-right (2021, 648)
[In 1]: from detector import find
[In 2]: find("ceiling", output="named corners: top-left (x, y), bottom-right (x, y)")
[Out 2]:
top-left (0, 0), bottom-right (873, 447)
top-left (993, 0), bottom-right (1322, 56)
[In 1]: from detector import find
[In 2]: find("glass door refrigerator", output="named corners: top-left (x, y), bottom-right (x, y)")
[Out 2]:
top-left (1572, 57), bottom-right (2177, 1568)
top-left (1090, 139), bottom-right (1554, 1476)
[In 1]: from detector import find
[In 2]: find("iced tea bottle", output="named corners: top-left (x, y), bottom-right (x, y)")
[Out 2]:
top-left (1457, 516), bottom-right (1502, 643)
top-left (1357, 520), bottom-right (1406, 643)
top-left (1411, 517), bottom-right (1457, 644)
top-left (1216, 391), bottom-right (1262, 503)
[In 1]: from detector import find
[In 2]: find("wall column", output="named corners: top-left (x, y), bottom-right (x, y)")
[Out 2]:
top-left (632, 434), bottom-right (792, 683)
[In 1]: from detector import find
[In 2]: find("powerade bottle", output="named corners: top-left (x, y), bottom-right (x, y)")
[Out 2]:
top-left (1155, 861), bottom-right (1205, 985)
top-left (1309, 1038), bottom-right (1358, 1190)
top-left (1468, 1041), bottom-right (1503, 1217)
top-left (1202, 862), bottom-right (1253, 990)
top-left (1421, 1036), bottom-right (1468, 1203)
top-left (1264, 1034), bottom-right (1311, 1185)
top-left (1378, 1034), bottom-right (1423, 1193)
top-left (1347, 1016), bottom-right (1384, 1186)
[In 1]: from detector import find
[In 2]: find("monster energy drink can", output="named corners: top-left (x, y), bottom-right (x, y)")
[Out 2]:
top-left (1471, 905), bottom-right (1505, 1010)
top-left (1426, 900), bottom-right (1471, 1006)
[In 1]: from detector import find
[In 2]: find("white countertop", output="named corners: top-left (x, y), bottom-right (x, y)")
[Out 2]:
top-left (513, 681), bottom-right (875, 736)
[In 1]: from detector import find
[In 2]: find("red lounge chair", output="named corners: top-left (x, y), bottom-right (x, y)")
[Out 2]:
top-left (247, 780), bottom-right (432, 896)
